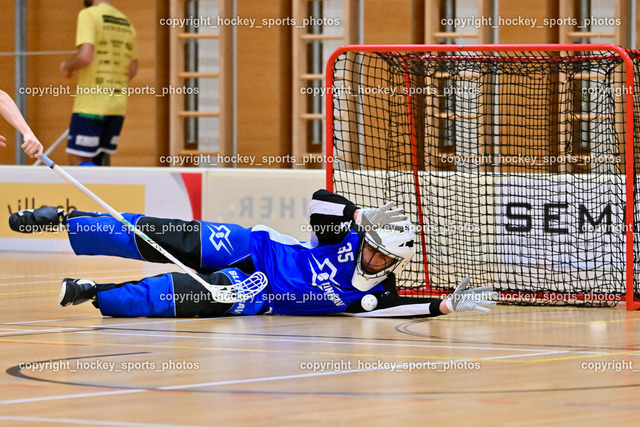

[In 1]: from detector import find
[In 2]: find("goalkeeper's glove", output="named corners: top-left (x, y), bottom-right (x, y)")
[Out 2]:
top-left (445, 277), bottom-right (498, 314)
top-left (355, 202), bottom-right (408, 231)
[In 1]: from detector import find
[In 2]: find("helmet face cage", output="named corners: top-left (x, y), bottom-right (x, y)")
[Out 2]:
top-left (355, 220), bottom-right (416, 281)
top-left (350, 216), bottom-right (416, 291)
top-left (358, 236), bottom-right (401, 278)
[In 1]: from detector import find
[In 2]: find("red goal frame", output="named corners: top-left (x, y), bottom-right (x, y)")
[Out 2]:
top-left (325, 44), bottom-right (640, 310)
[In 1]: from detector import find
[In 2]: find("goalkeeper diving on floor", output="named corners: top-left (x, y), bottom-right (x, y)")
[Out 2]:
top-left (9, 189), bottom-right (496, 318)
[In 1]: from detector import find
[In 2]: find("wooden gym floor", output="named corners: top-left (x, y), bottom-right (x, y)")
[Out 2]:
top-left (1, 252), bottom-right (640, 426)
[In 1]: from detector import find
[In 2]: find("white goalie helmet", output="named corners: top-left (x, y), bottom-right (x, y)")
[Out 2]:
top-left (351, 217), bottom-right (416, 291)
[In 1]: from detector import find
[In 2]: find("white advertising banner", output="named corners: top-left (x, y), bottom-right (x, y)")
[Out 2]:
top-left (203, 169), bottom-right (324, 241)
top-left (0, 167), bottom-right (203, 252)
top-left (496, 174), bottom-right (626, 270)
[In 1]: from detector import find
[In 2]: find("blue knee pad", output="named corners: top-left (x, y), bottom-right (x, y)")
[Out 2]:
top-left (67, 212), bottom-right (145, 261)
top-left (97, 273), bottom-right (176, 317)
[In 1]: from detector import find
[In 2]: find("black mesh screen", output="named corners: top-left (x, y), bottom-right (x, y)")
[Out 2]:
top-left (330, 48), bottom-right (640, 307)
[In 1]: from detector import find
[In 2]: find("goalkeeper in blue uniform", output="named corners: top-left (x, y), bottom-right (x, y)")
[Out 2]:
top-left (9, 190), bottom-right (496, 318)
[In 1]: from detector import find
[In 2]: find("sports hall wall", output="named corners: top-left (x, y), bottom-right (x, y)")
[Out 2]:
top-left (0, 0), bottom-right (160, 166)
top-left (0, 0), bottom-right (590, 168)
top-left (0, 166), bottom-right (324, 252)
top-left (1, 0), bottom-right (638, 254)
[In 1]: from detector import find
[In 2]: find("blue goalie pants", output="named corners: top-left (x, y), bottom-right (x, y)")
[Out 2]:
top-left (66, 211), bottom-right (267, 317)
top-left (95, 268), bottom-right (267, 317)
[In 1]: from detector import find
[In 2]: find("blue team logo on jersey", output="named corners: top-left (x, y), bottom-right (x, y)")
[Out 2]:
top-left (207, 224), bottom-right (233, 255)
top-left (308, 255), bottom-right (345, 306)
top-left (308, 254), bottom-right (338, 287)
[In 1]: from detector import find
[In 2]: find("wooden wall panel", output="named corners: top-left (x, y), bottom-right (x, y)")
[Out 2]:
top-left (363, 0), bottom-right (413, 44)
top-left (26, 1), bottom-right (76, 166)
top-left (109, 0), bottom-right (158, 166)
top-left (496, 0), bottom-right (557, 172)
top-left (0, 0), bottom-right (17, 165)
top-left (357, 0), bottom-right (413, 173)
top-left (155, 0), bottom-right (171, 166)
top-left (498, 0), bottom-right (556, 43)
top-left (235, 0), bottom-right (292, 168)
top-left (0, 0), bottom-right (158, 166)
top-left (5, 0), bottom-right (636, 169)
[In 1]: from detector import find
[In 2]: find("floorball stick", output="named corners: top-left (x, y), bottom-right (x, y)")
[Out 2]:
top-left (39, 154), bottom-right (266, 303)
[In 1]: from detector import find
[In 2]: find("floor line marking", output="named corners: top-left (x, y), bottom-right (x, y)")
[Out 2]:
top-left (79, 330), bottom-right (606, 355)
top-left (0, 353), bottom-right (554, 405)
top-left (0, 415), bottom-right (205, 427)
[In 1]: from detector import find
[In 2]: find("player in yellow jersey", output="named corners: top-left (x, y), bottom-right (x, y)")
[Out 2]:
top-left (61, 0), bottom-right (138, 166)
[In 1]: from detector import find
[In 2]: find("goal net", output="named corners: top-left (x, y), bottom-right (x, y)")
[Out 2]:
top-left (326, 45), bottom-right (640, 309)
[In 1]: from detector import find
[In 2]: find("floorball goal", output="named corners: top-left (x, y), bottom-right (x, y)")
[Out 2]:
top-left (326, 44), bottom-right (640, 310)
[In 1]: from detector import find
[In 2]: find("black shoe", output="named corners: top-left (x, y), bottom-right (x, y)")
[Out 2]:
top-left (8, 206), bottom-right (63, 233)
top-left (58, 278), bottom-right (97, 307)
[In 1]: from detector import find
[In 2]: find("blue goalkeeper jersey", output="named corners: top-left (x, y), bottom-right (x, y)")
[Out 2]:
top-left (248, 190), bottom-right (385, 315)
top-left (250, 226), bottom-right (383, 315)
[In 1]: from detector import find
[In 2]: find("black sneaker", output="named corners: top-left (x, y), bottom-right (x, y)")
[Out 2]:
top-left (58, 278), bottom-right (97, 307)
top-left (8, 206), bottom-right (64, 233)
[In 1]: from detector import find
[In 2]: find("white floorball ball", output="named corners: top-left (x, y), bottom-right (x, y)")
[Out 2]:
top-left (361, 294), bottom-right (378, 311)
